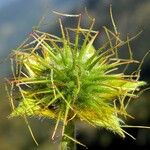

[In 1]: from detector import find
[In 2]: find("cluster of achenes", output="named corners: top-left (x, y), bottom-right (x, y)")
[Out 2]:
top-left (10, 16), bottom-right (145, 140)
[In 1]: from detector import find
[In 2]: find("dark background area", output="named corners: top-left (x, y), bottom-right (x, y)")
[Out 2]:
top-left (0, 0), bottom-right (150, 149)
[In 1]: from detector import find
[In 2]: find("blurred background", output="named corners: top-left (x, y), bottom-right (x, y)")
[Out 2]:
top-left (0, 0), bottom-right (150, 149)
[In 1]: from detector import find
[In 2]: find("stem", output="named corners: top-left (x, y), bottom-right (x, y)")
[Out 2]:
top-left (61, 121), bottom-right (76, 150)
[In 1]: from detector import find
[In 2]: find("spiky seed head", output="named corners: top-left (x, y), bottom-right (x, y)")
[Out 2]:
top-left (9, 16), bottom-right (146, 139)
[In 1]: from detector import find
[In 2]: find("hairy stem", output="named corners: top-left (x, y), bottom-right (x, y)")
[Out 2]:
top-left (61, 121), bottom-right (76, 150)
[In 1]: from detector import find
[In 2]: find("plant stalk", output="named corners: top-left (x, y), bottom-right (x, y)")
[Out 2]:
top-left (61, 121), bottom-right (76, 150)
